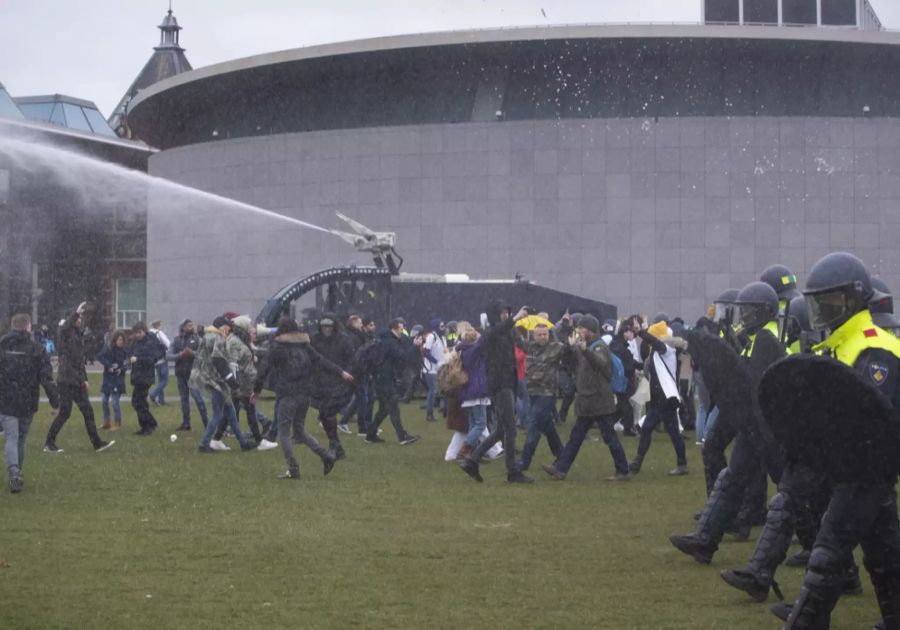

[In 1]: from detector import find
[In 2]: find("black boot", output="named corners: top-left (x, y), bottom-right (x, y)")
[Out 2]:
top-left (785, 549), bottom-right (811, 568)
top-left (670, 468), bottom-right (739, 564)
top-left (628, 453), bottom-right (644, 475)
top-left (722, 492), bottom-right (796, 601)
top-left (783, 570), bottom-right (843, 630)
top-left (329, 439), bottom-right (346, 460)
top-left (321, 450), bottom-right (336, 476)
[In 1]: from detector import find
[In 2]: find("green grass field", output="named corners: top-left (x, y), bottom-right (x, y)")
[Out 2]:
top-left (0, 377), bottom-right (882, 629)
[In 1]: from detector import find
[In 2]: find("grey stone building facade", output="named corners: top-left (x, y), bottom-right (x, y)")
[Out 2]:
top-left (129, 24), bottom-right (900, 326)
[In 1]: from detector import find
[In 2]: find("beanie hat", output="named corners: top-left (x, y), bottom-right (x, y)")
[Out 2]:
top-left (213, 316), bottom-right (232, 329)
top-left (232, 315), bottom-right (252, 332)
top-left (579, 314), bottom-right (600, 334)
top-left (648, 320), bottom-right (669, 338)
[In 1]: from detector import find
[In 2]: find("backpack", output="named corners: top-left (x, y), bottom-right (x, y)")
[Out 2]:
top-left (352, 338), bottom-right (388, 376)
top-left (589, 340), bottom-right (627, 394)
top-left (437, 350), bottom-right (469, 394)
top-left (0, 339), bottom-right (39, 395)
top-left (147, 330), bottom-right (168, 362)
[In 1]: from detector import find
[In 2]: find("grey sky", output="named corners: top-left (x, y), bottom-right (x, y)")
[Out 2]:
top-left (2, 0), bottom-right (899, 118)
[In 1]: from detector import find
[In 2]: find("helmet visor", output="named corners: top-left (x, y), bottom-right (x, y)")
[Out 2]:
top-left (735, 303), bottom-right (771, 331)
top-left (805, 288), bottom-right (853, 331)
top-left (714, 303), bottom-right (731, 323)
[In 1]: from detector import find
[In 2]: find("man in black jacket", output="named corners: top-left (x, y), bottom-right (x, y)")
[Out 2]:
top-left (44, 302), bottom-right (114, 453)
top-left (169, 319), bottom-right (208, 431)
top-left (365, 319), bottom-right (420, 445)
top-left (254, 318), bottom-right (350, 479)
top-left (339, 314), bottom-right (373, 435)
top-left (129, 321), bottom-right (166, 435)
top-left (311, 314), bottom-right (355, 459)
top-left (1, 313), bottom-right (60, 492)
top-left (460, 301), bottom-right (531, 483)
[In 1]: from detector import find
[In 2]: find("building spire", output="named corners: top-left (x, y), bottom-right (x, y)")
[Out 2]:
top-left (156, 4), bottom-right (183, 51)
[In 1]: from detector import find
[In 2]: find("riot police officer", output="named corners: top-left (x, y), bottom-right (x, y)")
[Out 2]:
top-left (670, 281), bottom-right (785, 564)
top-left (782, 252), bottom-right (900, 630)
top-left (720, 295), bottom-right (862, 605)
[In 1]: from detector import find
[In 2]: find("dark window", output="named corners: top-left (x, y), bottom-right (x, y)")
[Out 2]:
top-left (822, 0), bottom-right (856, 25)
top-left (704, 0), bottom-right (740, 23)
top-left (744, 0), bottom-right (778, 23)
top-left (782, 0), bottom-right (817, 24)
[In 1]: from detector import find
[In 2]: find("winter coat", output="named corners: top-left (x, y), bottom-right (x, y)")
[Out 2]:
top-left (372, 329), bottom-right (418, 397)
top-left (227, 329), bottom-right (256, 398)
top-left (56, 311), bottom-right (87, 386)
top-left (189, 327), bottom-right (233, 396)
top-left (457, 337), bottom-right (489, 402)
top-left (169, 332), bottom-right (201, 379)
top-left (310, 323), bottom-right (355, 412)
top-left (129, 334), bottom-right (164, 387)
top-left (639, 329), bottom-right (681, 406)
top-left (609, 333), bottom-right (641, 396)
top-left (0, 330), bottom-right (58, 416)
top-left (573, 336), bottom-right (617, 417)
top-left (254, 331), bottom-right (342, 398)
top-left (96, 345), bottom-right (128, 395)
top-left (517, 338), bottom-right (570, 397)
top-left (484, 300), bottom-right (518, 393)
top-left (445, 391), bottom-right (469, 433)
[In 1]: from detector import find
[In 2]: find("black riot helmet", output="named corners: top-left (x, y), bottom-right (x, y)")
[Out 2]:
top-left (759, 264), bottom-right (801, 301)
top-left (803, 252), bottom-right (874, 332)
top-left (870, 277), bottom-right (900, 331)
top-left (785, 295), bottom-right (824, 352)
top-left (713, 288), bottom-right (740, 324)
top-left (734, 281), bottom-right (779, 334)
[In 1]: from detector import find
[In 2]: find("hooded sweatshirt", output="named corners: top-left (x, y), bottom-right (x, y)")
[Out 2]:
top-left (484, 299), bottom-right (518, 393)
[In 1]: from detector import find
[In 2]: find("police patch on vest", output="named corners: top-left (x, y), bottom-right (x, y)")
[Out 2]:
top-left (869, 362), bottom-right (889, 386)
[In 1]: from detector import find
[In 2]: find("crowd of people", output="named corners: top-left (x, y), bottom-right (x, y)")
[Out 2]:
top-left (1, 251), bottom-right (899, 628)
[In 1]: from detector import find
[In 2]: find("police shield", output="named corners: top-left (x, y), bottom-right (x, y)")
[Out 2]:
top-left (686, 329), bottom-right (756, 431)
top-left (758, 354), bottom-right (898, 483)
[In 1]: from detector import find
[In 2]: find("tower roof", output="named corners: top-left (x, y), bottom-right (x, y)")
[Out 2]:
top-left (108, 5), bottom-right (192, 138)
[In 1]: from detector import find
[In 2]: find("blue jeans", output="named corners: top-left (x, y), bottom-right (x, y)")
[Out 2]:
top-left (519, 395), bottom-right (563, 471)
top-left (704, 406), bottom-right (720, 437)
top-left (101, 391), bottom-right (122, 422)
top-left (556, 413), bottom-right (629, 475)
top-left (463, 403), bottom-right (487, 446)
top-left (177, 374), bottom-right (208, 428)
top-left (424, 372), bottom-right (438, 418)
top-left (150, 362), bottom-right (169, 404)
top-left (515, 379), bottom-right (531, 427)
top-left (201, 388), bottom-right (249, 448)
top-left (0, 413), bottom-right (31, 480)
top-left (341, 381), bottom-right (371, 432)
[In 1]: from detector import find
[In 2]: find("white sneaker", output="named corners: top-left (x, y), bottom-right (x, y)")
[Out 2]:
top-left (258, 439), bottom-right (279, 451)
top-left (209, 440), bottom-right (231, 452)
top-left (337, 423), bottom-right (352, 434)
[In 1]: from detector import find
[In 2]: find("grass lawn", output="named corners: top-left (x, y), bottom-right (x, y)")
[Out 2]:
top-left (0, 377), bottom-right (882, 629)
